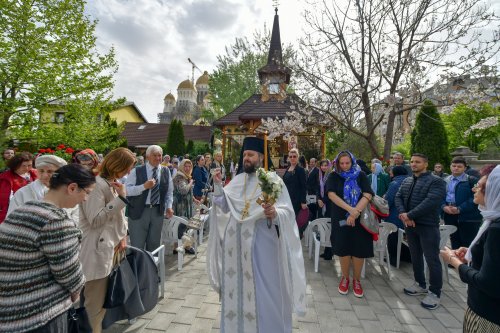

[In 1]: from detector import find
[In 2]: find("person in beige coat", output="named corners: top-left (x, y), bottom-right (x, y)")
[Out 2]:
top-left (79, 148), bottom-right (136, 333)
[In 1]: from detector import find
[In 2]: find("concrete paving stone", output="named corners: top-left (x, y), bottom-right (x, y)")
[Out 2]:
top-left (434, 312), bottom-right (462, 328)
top-left (164, 323), bottom-right (191, 333)
top-left (203, 292), bottom-right (221, 305)
top-left (382, 296), bottom-right (409, 309)
top-left (297, 321), bottom-right (321, 333)
top-left (146, 313), bottom-right (175, 330)
top-left (196, 303), bottom-right (220, 320)
top-left (369, 276), bottom-right (390, 287)
top-left (169, 287), bottom-right (193, 300)
top-left (335, 310), bottom-right (361, 327)
top-left (139, 304), bottom-right (162, 320)
top-left (190, 284), bottom-right (210, 296)
top-left (313, 290), bottom-right (333, 303)
top-left (188, 318), bottom-right (214, 333)
top-left (331, 296), bottom-right (354, 310)
top-left (376, 314), bottom-right (404, 331)
top-left (212, 311), bottom-right (221, 329)
top-left (341, 326), bottom-right (365, 333)
top-left (366, 300), bottom-right (394, 315)
top-left (419, 318), bottom-right (450, 333)
top-left (374, 285), bottom-right (397, 297)
top-left (362, 288), bottom-right (384, 301)
top-left (159, 299), bottom-right (185, 314)
top-left (172, 307), bottom-right (200, 325)
top-left (391, 308), bottom-right (421, 325)
top-left (318, 317), bottom-right (342, 332)
top-left (142, 329), bottom-right (165, 333)
top-left (298, 307), bottom-right (318, 323)
top-left (445, 307), bottom-right (465, 322)
top-left (314, 301), bottom-right (336, 318)
top-left (353, 305), bottom-right (377, 320)
top-left (183, 294), bottom-right (206, 309)
top-left (402, 324), bottom-right (429, 333)
top-left (359, 320), bottom-right (384, 333)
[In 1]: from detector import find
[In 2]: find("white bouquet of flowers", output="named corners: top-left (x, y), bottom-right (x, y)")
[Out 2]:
top-left (256, 168), bottom-right (283, 228)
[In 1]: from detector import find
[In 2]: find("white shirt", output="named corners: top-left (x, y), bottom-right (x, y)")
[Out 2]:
top-left (125, 162), bottom-right (173, 208)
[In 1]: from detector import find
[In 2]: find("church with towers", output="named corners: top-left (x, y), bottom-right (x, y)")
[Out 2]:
top-left (157, 71), bottom-right (212, 125)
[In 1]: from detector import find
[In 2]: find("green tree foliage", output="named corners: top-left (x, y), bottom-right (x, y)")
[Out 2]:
top-left (185, 140), bottom-right (194, 154)
top-left (0, 0), bottom-right (118, 150)
top-left (14, 98), bottom-right (126, 152)
top-left (209, 28), bottom-right (295, 118)
top-left (166, 120), bottom-right (185, 156)
top-left (411, 100), bottom-right (450, 168)
top-left (392, 134), bottom-right (412, 161)
top-left (185, 141), bottom-right (210, 159)
top-left (443, 103), bottom-right (499, 153)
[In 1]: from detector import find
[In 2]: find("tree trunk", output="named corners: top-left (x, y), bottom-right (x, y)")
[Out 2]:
top-left (383, 107), bottom-right (397, 160)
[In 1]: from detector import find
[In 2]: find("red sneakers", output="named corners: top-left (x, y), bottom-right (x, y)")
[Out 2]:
top-left (353, 279), bottom-right (364, 298)
top-left (338, 276), bottom-right (349, 295)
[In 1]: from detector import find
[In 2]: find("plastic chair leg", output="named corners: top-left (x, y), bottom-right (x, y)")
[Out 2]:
top-left (396, 229), bottom-right (403, 269)
top-left (314, 239), bottom-right (320, 273)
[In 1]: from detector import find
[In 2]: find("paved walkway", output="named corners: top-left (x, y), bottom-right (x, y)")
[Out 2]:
top-left (104, 235), bottom-right (467, 333)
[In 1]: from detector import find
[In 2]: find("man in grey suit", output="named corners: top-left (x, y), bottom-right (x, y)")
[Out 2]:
top-left (126, 145), bottom-right (174, 251)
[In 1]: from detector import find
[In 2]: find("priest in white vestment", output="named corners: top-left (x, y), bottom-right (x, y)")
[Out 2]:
top-left (207, 137), bottom-right (306, 333)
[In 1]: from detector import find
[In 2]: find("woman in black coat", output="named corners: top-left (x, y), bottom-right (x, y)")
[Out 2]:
top-left (282, 148), bottom-right (307, 237)
top-left (441, 165), bottom-right (500, 333)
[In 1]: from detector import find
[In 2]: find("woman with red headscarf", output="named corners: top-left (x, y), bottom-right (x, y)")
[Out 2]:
top-left (75, 149), bottom-right (99, 174)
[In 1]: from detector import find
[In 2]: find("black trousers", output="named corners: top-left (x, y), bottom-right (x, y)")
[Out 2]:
top-left (444, 213), bottom-right (482, 249)
top-left (406, 224), bottom-right (442, 297)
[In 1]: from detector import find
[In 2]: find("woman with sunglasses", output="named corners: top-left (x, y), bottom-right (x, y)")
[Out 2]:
top-left (283, 148), bottom-right (308, 237)
top-left (442, 164), bottom-right (500, 333)
top-left (0, 164), bottom-right (96, 332)
top-left (78, 148), bottom-right (136, 333)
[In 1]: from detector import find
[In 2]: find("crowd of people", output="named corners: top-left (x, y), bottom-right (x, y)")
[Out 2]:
top-left (0, 144), bottom-right (498, 332)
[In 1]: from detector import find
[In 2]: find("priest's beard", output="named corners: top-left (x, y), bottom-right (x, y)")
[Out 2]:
top-left (243, 159), bottom-right (262, 174)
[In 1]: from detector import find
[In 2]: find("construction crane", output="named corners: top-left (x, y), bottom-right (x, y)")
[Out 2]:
top-left (188, 58), bottom-right (202, 84)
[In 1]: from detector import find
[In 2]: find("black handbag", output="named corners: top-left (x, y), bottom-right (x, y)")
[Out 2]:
top-left (103, 249), bottom-right (137, 308)
top-left (67, 307), bottom-right (92, 333)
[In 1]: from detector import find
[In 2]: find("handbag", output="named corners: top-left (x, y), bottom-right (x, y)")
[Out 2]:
top-left (360, 205), bottom-right (380, 240)
top-left (103, 249), bottom-right (137, 309)
top-left (67, 306), bottom-right (92, 333)
top-left (296, 207), bottom-right (309, 229)
top-left (370, 195), bottom-right (389, 218)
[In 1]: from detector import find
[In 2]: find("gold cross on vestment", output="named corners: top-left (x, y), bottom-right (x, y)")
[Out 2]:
top-left (241, 200), bottom-right (250, 220)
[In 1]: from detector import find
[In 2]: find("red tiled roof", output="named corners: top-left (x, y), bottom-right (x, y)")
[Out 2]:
top-left (213, 93), bottom-right (304, 127)
top-left (121, 122), bottom-right (213, 147)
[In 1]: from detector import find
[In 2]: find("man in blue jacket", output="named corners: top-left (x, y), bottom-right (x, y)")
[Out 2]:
top-left (395, 153), bottom-right (446, 310)
top-left (441, 157), bottom-right (481, 249)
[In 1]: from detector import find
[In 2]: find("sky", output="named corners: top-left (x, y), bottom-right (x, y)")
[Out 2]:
top-left (86, 0), bottom-right (307, 123)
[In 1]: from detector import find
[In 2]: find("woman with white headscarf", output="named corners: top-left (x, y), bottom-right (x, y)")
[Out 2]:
top-left (7, 155), bottom-right (67, 216)
top-left (368, 162), bottom-right (390, 197)
top-left (441, 164), bottom-right (500, 333)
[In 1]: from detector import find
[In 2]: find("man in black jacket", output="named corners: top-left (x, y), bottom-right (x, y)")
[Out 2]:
top-left (395, 153), bottom-right (446, 310)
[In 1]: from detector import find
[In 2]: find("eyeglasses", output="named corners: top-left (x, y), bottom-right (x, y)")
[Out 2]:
top-left (289, 155), bottom-right (298, 158)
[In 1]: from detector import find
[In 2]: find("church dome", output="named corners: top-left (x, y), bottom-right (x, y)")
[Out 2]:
top-left (196, 71), bottom-right (209, 85)
top-left (178, 79), bottom-right (195, 90)
top-left (164, 93), bottom-right (175, 101)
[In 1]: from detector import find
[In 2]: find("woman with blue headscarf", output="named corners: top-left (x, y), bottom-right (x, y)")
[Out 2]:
top-left (326, 151), bottom-right (374, 298)
top-left (368, 162), bottom-right (390, 196)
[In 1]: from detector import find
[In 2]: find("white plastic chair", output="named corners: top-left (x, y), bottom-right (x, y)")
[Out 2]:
top-left (397, 224), bottom-right (457, 283)
top-left (303, 195), bottom-right (317, 249)
top-left (161, 215), bottom-right (197, 271)
top-left (307, 218), bottom-right (331, 273)
top-left (362, 222), bottom-right (398, 280)
top-left (150, 244), bottom-right (165, 298)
